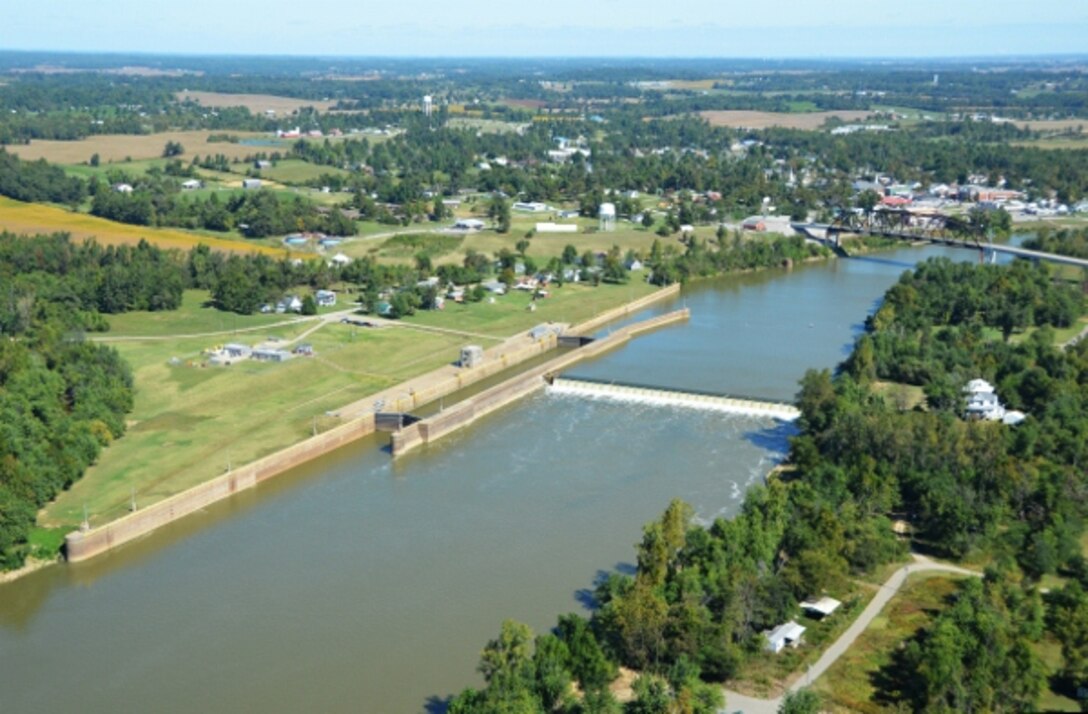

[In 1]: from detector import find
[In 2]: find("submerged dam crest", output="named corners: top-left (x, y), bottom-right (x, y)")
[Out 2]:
top-left (547, 377), bottom-right (801, 421)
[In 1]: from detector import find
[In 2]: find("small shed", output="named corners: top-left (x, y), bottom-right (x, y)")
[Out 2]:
top-left (315, 290), bottom-right (337, 307)
top-left (460, 345), bottom-right (485, 368)
top-left (800, 597), bottom-right (842, 619)
top-left (765, 621), bottom-right (806, 654)
top-left (243, 179), bottom-right (262, 190)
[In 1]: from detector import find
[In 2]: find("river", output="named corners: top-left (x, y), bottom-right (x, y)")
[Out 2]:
top-left (0, 243), bottom-right (987, 713)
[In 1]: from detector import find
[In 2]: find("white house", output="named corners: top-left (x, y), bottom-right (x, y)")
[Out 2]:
top-left (330, 253), bottom-right (352, 267)
top-left (535, 222), bottom-right (578, 234)
top-left (513, 201), bottom-right (548, 212)
top-left (181, 179), bottom-right (202, 190)
top-left (113, 183), bottom-right (134, 193)
top-left (765, 621), bottom-right (806, 654)
top-left (315, 290), bottom-right (337, 307)
top-left (964, 379), bottom-right (1006, 421)
top-left (454, 218), bottom-right (486, 231)
top-left (242, 179), bottom-right (262, 190)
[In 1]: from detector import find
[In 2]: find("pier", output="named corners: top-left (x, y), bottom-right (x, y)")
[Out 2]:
top-left (547, 377), bottom-right (801, 420)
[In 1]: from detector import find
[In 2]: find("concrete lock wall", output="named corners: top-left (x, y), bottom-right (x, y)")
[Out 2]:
top-left (63, 286), bottom-right (682, 563)
top-left (567, 283), bottom-right (681, 336)
top-left (391, 309), bottom-right (691, 457)
top-left (66, 414), bottom-right (376, 562)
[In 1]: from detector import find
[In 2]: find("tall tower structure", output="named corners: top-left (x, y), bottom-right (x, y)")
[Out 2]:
top-left (423, 95), bottom-right (433, 118)
top-left (598, 202), bottom-right (616, 232)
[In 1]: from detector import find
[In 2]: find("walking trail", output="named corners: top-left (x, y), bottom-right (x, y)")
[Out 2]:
top-left (719, 554), bottom-right (980, 714)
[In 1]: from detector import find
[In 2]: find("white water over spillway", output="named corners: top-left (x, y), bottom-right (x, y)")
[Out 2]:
top-left (547, 377), bottom-right (801, 421)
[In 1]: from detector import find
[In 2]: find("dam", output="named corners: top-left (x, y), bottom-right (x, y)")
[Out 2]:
top-left (547, 377), bottom-right (801, 421)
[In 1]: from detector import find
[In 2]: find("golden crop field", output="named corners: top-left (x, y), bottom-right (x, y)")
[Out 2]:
top-left (1016, 119), bottom-right (1087, 133)
top-left (700, 109), bottom-right (875, 130)
top-left (0, 197), bottom-right (284, 255)
top-left (5, 130), bottom-right (277, 164)
top-left (176, 90), bottom-right (339, 114)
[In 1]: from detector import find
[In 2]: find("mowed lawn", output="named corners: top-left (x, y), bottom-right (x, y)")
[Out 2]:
top-left (43, 279), bottom-right (671, 528)
top-left (0, 197), bottom-right (282, 255)
top-left (43, 319), bottom-right (465, 528)
top-left (104, 290), bottom-right (303, 337)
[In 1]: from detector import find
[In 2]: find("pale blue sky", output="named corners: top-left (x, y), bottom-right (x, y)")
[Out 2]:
top-left (5, 0), bottom-right (1087, 57)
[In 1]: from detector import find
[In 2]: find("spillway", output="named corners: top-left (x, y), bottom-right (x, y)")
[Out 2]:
top-left (547, 377), bottom-right (801, 421)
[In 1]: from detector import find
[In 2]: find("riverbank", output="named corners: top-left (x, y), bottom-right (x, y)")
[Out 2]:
top-left (53, 285), bottom-right (683, 567)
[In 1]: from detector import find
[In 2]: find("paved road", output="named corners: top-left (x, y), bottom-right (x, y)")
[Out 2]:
top-left (719, 554), bottom-right (980, 714)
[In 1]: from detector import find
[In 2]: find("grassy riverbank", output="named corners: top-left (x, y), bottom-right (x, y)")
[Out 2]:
top-left (41, 279), bottom-right (664, 532)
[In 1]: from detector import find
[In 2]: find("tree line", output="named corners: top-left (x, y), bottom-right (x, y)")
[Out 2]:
top-left (447, 256), bottom-right (1088, 712)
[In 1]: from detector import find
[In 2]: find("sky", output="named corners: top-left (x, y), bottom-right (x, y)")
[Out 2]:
top-left (4, 0), bottom-right (1088, 58)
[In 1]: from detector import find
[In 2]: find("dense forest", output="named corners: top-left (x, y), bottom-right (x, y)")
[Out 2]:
top-left (448, 257), bottom-right (1088, 712)
top-left (0, 234), bottom-right (196, 568)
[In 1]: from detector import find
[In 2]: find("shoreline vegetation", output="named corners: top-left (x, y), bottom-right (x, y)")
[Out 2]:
top-left (446, 256), bottom-right (1088, 713)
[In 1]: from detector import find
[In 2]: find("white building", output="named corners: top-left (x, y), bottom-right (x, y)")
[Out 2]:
top-left (315, 290), bottom-right (337, 307)
top-left (535, 222), bottom-right (578, 234)
top-left (513, 201), bottom-right (549, 213)
top-left (454, 218), bottom-right (486, 231)
top-left (765, 621), bottom-right (806, 654)
top-left (963, 379), bottom-right (1025, 424)
top-left (800, 597), bottom-right (842, 619)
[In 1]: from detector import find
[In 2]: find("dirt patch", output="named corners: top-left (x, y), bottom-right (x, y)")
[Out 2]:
top-left (177, 91), bottom-right (338, 115)
top-left (700, 110), bottom-right (875, 130)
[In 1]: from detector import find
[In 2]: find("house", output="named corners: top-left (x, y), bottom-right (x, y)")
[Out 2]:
top-left (181, 179), bottom-right (202, 190)
top-left (765, 621), bottom-right (806, 654)
top-left (330, 253), bottom-right (352, 267)
top-left (800, 597), bottom-right (842, 619)
top-left (243, 179), bottom-right (262, 190)
top-left (315, 290), bottom-right (337, 307)
top-left (223, 343), bottom-right (252, 360)
top-left (964, 379), bottom-right (1010, 421)
top-left (254, 160), bottom-right (272, 170)
top-left (113, 183), bottom-right (134, 193)
top-left (293, 343), bottom-right (315, 356)
top-left (679, 224), bottom-right (694, 234)
top-left (513, 201), bottom-right (549, 212)
top-left (251, 348), bottom-right (292, 363)
top-left (742, 216), bottom-right (767, 232)
top-left (277, 296), bottom-right (302, 313)
top-left (626, 258), bottom-right (643, 271)
top-left (881, 195), bottom-right (912, 207)
top-left (460, 345), bottom-right (485, 368)
top-left (481, 280), bottom-right (506, 295)
top-left (454, 218), bottom-right (486, 231)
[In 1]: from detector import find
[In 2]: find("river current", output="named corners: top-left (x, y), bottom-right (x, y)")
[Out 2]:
top-left (0, 244), bottom-right (983, 712)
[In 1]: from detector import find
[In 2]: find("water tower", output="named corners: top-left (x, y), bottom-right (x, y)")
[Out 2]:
top-left (598, 202), bottom-right (616, 232)
top-left (423, 95), bottom-right (433, 118)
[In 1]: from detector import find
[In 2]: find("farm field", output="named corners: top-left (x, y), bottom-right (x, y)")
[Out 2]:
top-left (5, 130), bottom-right (275, 164)
top-left (176, 90), bottom-right (339, 114)
top-left (699, 109), bottom-right (875, 130)
top-left (0, 196), bottom-right (282, 254)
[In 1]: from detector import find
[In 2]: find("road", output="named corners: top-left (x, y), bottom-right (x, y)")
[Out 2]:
top-left (719, 554), bottom-right (980, 714)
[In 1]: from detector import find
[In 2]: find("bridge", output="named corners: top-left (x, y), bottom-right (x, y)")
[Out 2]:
top-left (792, 209), bottom-right (1088, 269)
top-left (546, 376), bottom-right (800, 421)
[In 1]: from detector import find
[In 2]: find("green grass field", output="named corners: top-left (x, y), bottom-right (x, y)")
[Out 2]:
top-left (255, 159), bottom-right (351, 185)
top-left (104, 290), bottom-right (298, 337)
top-left (43, 280), bottom-right (667, 529)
